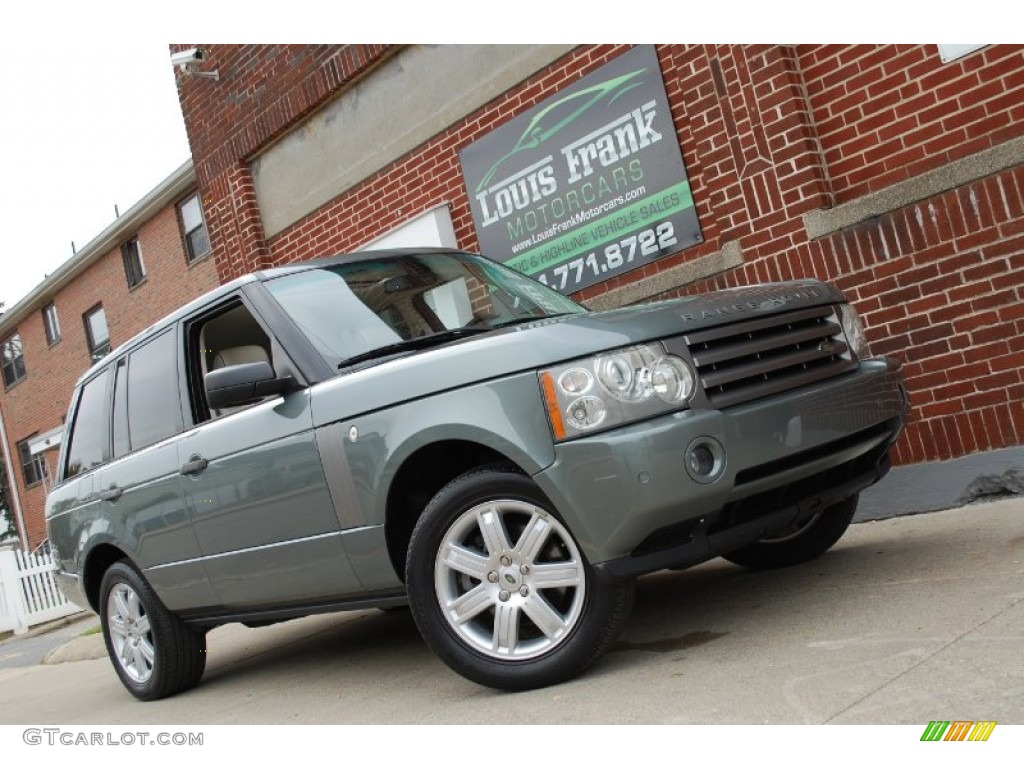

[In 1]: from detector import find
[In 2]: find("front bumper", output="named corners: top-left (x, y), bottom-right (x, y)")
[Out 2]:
top-left (532, 357), bottom-right (907, 575)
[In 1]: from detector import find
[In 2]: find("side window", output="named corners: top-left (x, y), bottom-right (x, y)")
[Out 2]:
top-left (187, 302), bottom-right (272, 422)
top-left (112, 359), bottom-right (130, 459)
top-left (126, 330), bottom-right (183, 450)
top-left (65, 368), bottom-right (112, 479)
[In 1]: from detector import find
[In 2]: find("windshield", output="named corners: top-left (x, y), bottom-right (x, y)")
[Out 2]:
top-left (264, 251), bottom-right (586, 369)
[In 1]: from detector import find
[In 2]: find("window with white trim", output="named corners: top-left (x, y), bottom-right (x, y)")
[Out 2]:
top-left (84, 305), bottom-right (110, 362)
top-left (17, 436), bottom-right (47, 487)
top-left (1, 333), bottom-right (26, 387)
top-left (42, 302), bottom-right (61, 345)
top-left (122, 236), bottom-right (146, 288)
top-left (178, 193), bottom-right (211, 262)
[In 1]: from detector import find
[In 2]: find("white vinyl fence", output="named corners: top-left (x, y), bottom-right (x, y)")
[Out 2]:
top-left (0, 548), bottom-right (82, 634)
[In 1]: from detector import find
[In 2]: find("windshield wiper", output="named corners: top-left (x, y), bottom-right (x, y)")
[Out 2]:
top-left (337, 327), bottom-right (490, 369)
top-left (490, 312), bottom-right (579, 329)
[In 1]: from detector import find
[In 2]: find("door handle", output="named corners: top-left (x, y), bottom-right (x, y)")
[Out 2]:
top-left (98, 485), bottom-right (123, 502)
top-left (180, 455), bottom-right (209, 476)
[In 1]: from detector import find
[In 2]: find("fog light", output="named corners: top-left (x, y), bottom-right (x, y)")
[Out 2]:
top-left (688, 445), bottom-right (715, 476)
top-left (684, 437), bottom-right (726, 484)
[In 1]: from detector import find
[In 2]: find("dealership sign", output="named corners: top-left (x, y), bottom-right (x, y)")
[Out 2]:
top-left (460, 45), bottom-right (702, 294)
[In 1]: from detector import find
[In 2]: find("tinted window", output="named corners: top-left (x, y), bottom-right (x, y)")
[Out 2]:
top-left (112, 360), bottom-right (130, 459)
top-left (127, 330), bottom-right (182, 451)
top-left (65, 368), bottom-right (111, 478)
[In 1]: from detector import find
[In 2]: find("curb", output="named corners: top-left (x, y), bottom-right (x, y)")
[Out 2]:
top-left (21, 611), bottom-right (92, 640)
top-left (42, 632), bottom-right (106, 665)
top-left (0, 611), bottom-right (93, 647)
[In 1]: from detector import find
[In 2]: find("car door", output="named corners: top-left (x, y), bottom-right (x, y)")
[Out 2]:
top-left (101, 330), bottom-right (219, 612)
top-left (48, 367), bottom-right (111, 600)
top-left (175, 295), bottom-right (361, 608)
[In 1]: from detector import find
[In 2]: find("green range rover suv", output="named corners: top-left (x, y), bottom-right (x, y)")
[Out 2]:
top-left (46, 248), bottom-right (908, 700)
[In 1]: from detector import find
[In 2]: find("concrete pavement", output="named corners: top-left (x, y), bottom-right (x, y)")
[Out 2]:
top-left (0, 496), bottom-right (1021, 724)
top-left (0, 614), bottom-right (96, 671)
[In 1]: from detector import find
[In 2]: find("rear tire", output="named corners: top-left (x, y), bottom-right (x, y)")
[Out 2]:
top-left (406, 466), bottom-right (633, 691)
top-left (100, 560), bottom-right (206, 701)
top-left (723, 494), bottom-right (859, 570)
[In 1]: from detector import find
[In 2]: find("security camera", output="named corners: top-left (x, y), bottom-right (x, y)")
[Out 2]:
top-left (171, 48), bottom-right (218, 80)
top-left (171, 48), bottom-right (204, 69)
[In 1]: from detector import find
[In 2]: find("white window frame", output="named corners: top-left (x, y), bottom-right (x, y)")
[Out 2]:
top-left (178, 192), bottom-right (211, 262)
top-left (42, 302), bottom-right (61, 346)
top-left (1, 333), bottom-right (26, 388)
top-left (122, 236), bottom-right (146, 288)
top-left (83, 305), bottom-right (110, 362)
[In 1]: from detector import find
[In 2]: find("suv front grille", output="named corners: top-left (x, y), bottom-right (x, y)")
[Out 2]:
top-left (684, 305), bottom-right (856, 409)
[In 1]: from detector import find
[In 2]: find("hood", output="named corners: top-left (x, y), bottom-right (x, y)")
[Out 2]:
top-left (310, 280), bottom-right (844, 423)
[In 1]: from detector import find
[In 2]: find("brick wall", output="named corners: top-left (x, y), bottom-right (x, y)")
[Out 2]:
top-left (172, 44), bottom-right (394, 281)
top-left (800, 44), bottom-right (1024, 201)
top-left (660, 165), bottom-right (1024, 467)
top-left (177, 43), bottom-right (1024, 470)
top-left (1, 203), bottom-right (218, 546)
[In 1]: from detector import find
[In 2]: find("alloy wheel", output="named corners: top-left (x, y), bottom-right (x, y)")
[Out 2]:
top-left (433, 499), bottom-right (586, 660)
top-left (106, 583), bottom-right (155, 684)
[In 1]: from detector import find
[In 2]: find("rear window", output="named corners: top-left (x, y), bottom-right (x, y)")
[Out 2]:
top-left (64, 368), bottom-right (111, 479)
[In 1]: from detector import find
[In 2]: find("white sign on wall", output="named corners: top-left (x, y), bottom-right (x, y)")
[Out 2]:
top-left (937, 44), bottom-right (986, 63)
top-left (359, 205), bottom-right (459, 251)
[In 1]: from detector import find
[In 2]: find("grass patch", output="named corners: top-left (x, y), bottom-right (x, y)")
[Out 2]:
top-left (80, 624), bottom-right (102, 637)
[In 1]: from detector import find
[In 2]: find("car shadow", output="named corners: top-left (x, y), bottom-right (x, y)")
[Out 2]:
top-left (192, 518), bottom-right (970, 695)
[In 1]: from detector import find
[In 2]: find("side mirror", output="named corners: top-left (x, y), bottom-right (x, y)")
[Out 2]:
top-left (204, 361), bottom-right (296, 410)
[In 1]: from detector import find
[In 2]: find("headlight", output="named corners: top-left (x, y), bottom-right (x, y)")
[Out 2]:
top-left (839, 303), bottom-right (870, 359)
top-left (557, 367), bottom-right (593, 395)
top-left (539, 343), bottom-right (696, 440)
top-left (565, 396), bottom-right (607, 430)
top-left (651, 356), bottom-right (695, 403)
top-left (596, 347), bottom-right (657, 401)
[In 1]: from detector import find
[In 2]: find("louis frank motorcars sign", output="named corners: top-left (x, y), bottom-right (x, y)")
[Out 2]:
top-left (460, 45), bottom-right (702, 294)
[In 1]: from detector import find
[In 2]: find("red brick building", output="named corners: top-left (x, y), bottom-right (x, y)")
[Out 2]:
top-left (0, 163), bottom-right (217, 548)
top-left (5, 43), bottom-right (1023, 549)
top-left (172, 43), bottom-right (1024, 507)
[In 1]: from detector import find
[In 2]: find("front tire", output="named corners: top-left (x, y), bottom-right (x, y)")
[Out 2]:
top-left (723, 494), bottom-right (859, 570)
top-left (406, 467), bottom-right (633, 691)
top-left (100, 560), bottom-right (206, 701)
